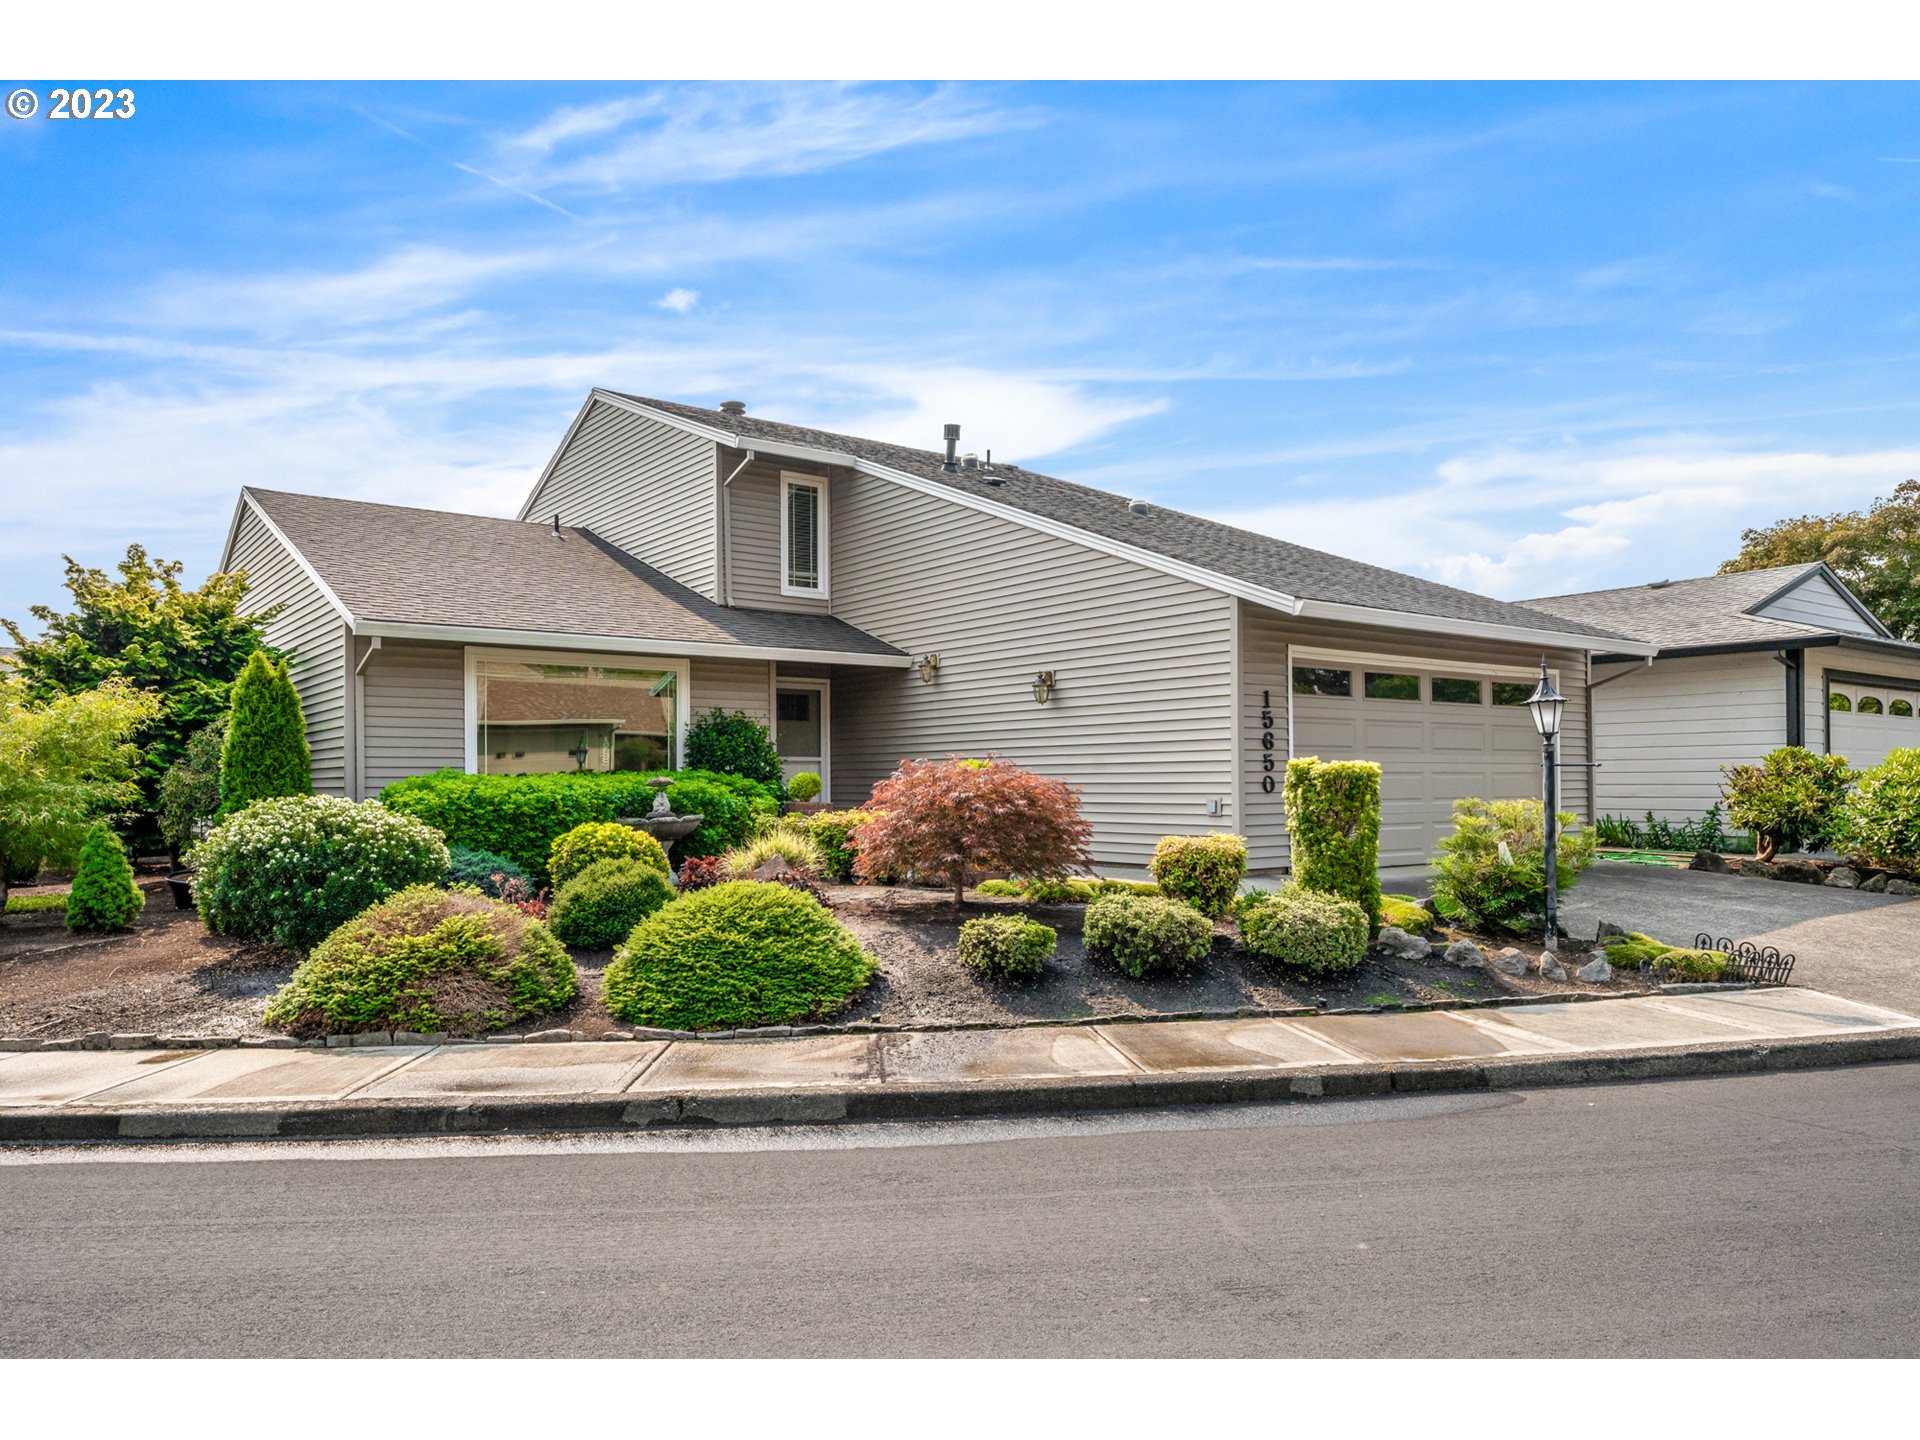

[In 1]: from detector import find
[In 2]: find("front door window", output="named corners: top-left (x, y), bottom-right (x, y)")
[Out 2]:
top-left (775, 685), bottom-right (825, 794)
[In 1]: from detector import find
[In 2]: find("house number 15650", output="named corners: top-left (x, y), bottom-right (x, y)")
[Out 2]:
top-left (1259, 689), bottom-right (1277, 792)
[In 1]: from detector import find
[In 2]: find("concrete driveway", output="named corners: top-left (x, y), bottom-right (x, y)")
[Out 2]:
top-left (1561, 861), bottom-right (1920, 1013)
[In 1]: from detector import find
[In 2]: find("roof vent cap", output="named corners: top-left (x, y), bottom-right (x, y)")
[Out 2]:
top-left (961, 452), bottom-right (979, 470)
top-left (719, 399), bottom-right (746, 416)
top-left (1128, 498), bottom-right (1150, 516)
top-left (1646, 578), bottom-right (1672, 589)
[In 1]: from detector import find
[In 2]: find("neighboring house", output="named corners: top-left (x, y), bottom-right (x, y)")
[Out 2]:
top-left (1523, 563), bottom-right (1920, 823)
top-left (219, 389), bottom-right (1650, 873)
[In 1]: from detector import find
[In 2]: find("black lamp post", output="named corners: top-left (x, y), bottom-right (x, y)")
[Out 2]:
top-left (1525, 659), bottom-right (1567, 949)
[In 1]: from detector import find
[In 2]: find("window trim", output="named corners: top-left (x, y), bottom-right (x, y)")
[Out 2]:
top-left (779, 471), bottom-right (829, 599)
top-left (462, 646), bottom-right (691, 776)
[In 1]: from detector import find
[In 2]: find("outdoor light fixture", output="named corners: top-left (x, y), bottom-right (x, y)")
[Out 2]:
top-left (1031, 670), bottom-right (1056, 705)
top-left (1526, 659), bottom-right (1567, 947)
top-left (568, 736), bottom-right (590, 771)
top-left (1525, 662), bottom-right (1566, 740)
top-left (917, 653), bottom-right (941, 684)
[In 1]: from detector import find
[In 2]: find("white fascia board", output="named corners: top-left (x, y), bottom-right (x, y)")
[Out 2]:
top-left (514, 394), bottom-right (602, 523)
top-left (353, 619), bottom-right (911, 669)
top-left (226, 490), bottom-right (357, 629)
top-left (1295, 598), bottom-right (1662, 657)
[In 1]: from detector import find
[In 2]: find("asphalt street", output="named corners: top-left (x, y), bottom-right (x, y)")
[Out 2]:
top-left (3, 1063), bottom-right (1917, 1357)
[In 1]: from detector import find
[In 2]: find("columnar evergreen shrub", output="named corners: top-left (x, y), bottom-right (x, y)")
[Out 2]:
top-left (958, 914), bottom-right (1056, 981)
top-left (1835, 747), bottom-right (1920, 876)
top-left (1429, 797), bottom-right (1595, 933)
top-left (603, 881), bottom-right (874, 1030)
top-left (263, 885), bottom-right (575, 1036)
top-left (1149, 834), bottom-right (1247, 917)
top-left (787, 771), bottom-right (822, 802)
top-left (855, 756), bottom-right (1092, 903)
top-left (549, 822), bottom-right (668, 889)
top-left (1081, 892), bottom-right (1213, 978)
top-left (219, 651), bottom-right (310, 815)
top-left (1283, 757), bottom-right (1382, 935)
top-left (192, 796), bottom-right (450, 952)
top-left (378, 768), bottom-right (776, 875)
top-left (1720, 746), bottom-right (1855, 861)
top-left (65, 823), bottom-right (143, 931)
top-left (683, 708), bottom-right (784, 790)
top-left (1239, 885), bottom-right (1368, 977)
top-left (546, 858), bottom-right (674, 949)
top-left (444, 844), bottom-right (530, 898)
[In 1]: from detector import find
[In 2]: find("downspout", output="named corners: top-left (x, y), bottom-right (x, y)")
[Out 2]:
top-left (718, 449), bottom-right (755, 606)
top-left (1776, 649), bottom-right (1804, 748)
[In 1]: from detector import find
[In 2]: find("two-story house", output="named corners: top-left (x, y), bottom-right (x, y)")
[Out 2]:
top-left (219, 389), bottom-right (1651, 874)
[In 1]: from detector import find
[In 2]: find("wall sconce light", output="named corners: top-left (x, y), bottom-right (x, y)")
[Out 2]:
top-left (917, 653), bottom-right (941, 684)
top-left (568, 736), bottom-right (591, 770)
top-left (1031, 670), bottom-right (1056, 705)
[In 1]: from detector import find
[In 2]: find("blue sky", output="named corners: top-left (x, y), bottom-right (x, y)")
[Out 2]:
top-left (5, 80), bottom-right (1920, 629)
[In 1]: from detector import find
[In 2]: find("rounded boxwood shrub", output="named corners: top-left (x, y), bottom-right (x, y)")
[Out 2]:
top-left (549, 821), bottom-right (668, 889)
top-left (604, 880), bottom-right (874, 1031)
top-left (1836, 747), bottom-right (1920, 877)
top-left (263, 885), bottom-right (575, 1036)
top-left (683, 708), bottom-right (784, 790)
top-left (192, 796), bottom-right (451, 953)
top-left (546, 858), bottom-right (673, 949)
top-left (788, 771), bottom-right (822, 802)
top-left (65, 823), bottom-right (143, 932)
top-left (958, 914), bottom-right (1056, 981)
top-left (1149, 834), bottom-right (1247, 917)
top-left (1082, 892), bottom-right (1213, 978)
top-left (1240, 885), bottom-right (1368, 977)
top-left (445, 844), bottom-right (530, 898)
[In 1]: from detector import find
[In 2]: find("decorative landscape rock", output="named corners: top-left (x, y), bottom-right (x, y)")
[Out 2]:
top-left (1577, 956), bottom-right (1614, 983)
top-left (1861, 873), bottom-right (1891, 893)
top-left (1889, 879), bottom-right (1919, 897)
top-left (1442, 938), bottom-right (1486, 968)
top-left (1773, 859), bottom-right (1825, 885)
top-left (1597, 920), bottom-right (1631, 939)
top-left (1538, 951), bottom-right (1568, 982)
top-left (1689, 850), bottom-right (1733, 874)
top-left (1373, 926), bottom-right (1433, 960)
top-left (1825, 866), bottom-right (1862, 889)
top-left (1489, 947), bottom-right (1528, 977)
top-left (1739, 860), bottom-right (1777, 879)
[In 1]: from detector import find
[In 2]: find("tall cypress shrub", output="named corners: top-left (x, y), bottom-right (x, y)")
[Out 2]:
top-left (220, 652), bottom-right (310, 815)
top-left (66, 822), bottom-right (144, 931)
top-left (1283, 756), bottom-right (1383, 936)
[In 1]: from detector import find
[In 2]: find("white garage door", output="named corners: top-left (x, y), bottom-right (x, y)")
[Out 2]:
top-left (1828, 676), bottom-right (1920, 771)
top-left (1291, 657), bottom-right (1546, 869)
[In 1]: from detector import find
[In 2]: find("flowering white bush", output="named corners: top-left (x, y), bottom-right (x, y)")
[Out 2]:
top-left (191, 795), bottom-right (449, 952)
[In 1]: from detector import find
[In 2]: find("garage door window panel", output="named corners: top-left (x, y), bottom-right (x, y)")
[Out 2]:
top-left (1432, 677), bottom-right (1483, 705)
top-left (1293, 666), bottom-right (1352, 697)
top-left (1491, 681), bottom-right (1534, 706)
top-left (1365, 671), bottom-right (1421, 701)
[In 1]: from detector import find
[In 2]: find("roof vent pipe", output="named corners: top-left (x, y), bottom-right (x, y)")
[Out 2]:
top-left (551, 514), bottom-right (563, 537)
top-left (719, 399), bottom-right (746, 416)
top-left (943, 423), bottom-right (960, 472)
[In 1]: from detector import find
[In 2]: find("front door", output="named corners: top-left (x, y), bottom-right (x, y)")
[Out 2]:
top-left (775, 680), bottom-right (829, 799)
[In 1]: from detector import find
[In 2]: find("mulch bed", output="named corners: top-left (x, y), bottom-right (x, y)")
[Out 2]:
top-left (0, 879), bottom-right (1652, 1041)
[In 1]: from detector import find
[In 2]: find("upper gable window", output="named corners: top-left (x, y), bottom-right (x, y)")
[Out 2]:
top-left (781, 473), bottom-right (827, 598)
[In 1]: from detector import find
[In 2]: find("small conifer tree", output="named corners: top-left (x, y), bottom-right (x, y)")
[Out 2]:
top-left (66, 822), bottom-right (143, 932)
top-left (220, 652), bottom-right (310, 815)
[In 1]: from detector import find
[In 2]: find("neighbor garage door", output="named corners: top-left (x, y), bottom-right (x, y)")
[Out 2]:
top-left (1828, 673), bottom-right (1920, 771)
top-left (1291, 655), bottom-right (1546, 868)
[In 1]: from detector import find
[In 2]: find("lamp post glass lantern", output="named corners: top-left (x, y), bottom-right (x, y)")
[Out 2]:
top-left (1525, 660), bottom-right (1565, 947)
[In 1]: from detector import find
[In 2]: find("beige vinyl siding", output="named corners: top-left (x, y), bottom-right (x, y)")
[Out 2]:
top-left (689, 656), bottom-right (772, 725)
top-left (1240, 603), bottom-right (1590, 871)
top-left (228, 504), bottom-right (350, 797)
top-left (722, 452), bottom-right (833, 613)
top-left (1755, 574), bottom-right (1880, 637)
top-left (359, 640), bottom-right (465, 794)
top-left (522, 399), bottom-right (719, 599)
top-left (1590, 652), bottom-right (1784, 821)
top-left (826, 471), bottom-right (1237, 867)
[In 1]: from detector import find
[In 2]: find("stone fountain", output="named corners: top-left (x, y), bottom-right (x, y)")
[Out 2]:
top-left (619, 777), bottom-right (703, 848)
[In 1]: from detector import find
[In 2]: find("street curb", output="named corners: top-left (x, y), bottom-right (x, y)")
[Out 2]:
top-left (2, 1025), bottom-right (1915, 1143)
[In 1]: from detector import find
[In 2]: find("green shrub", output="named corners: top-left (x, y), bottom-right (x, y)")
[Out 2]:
top-left (378, 768), bottom-right (777, 877)
top-left (1149, 834), bottom-right (1246, 917)
top-left (1283, 757), bottom-right (1383, 935)
top-left (65, 822), bottom-right (143, 932)
top-left (1601, 933), bottom-right (1728, 980)
top-left (683, 709), bottom-right (784, 791)
top-left (958, 914), bottom-right (1056, 981)
top-left (788, 771), bottom-right (822, 802)
top-left (977, 878), bottom-right (1027, 897)
top-left (219, 651), bottom-right (311, 816)
top-left (603, 881), bottom-right (874, 1030)
top-left (1835, 747), bottom-right (1920, 876)
top-left (1721, 747), bottom-right (1855, 860)
top-left (1240, 886), bottom-right (1368, 977)
top-left (192, 796), bottom-right (450, 953)
top-left (1380, 893), bottom-right (1433, 933)
top-left (4, 892), bottom-right (66, 914)
top-left (263, 885), bottom-right (575, 1036)
top-left (721, 829), bottom-right (825, 880)
top-left (549, 821), bottom-right (668, 889)
top-left (1082, 892), bottom-right (1213, 978)
top-left (1429, 797), bottom-right (1596, 934)
top-left (547, 858), bottom-right (673, 949)
top-left (157, 717), bottom-right (226, 861)
top-left (444, 844), bottom-right (530, 898)
top-left (1025, 877), bottom-right (1097, 903)
top-left (1092, 878), bottom-right (1162, 897)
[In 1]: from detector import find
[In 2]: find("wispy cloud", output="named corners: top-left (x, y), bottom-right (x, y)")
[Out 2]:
top-left (656, 288), bottom-right (699, 315)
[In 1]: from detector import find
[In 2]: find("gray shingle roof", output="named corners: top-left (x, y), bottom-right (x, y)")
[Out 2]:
top-left (614, 393), bottom-right (1631, 643)
top-left (243, 489), bottom-right (904, 659)
top-left (1520, 565), bottom-right (1841, 650)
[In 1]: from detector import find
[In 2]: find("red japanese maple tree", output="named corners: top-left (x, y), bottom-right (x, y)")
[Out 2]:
top-left (854, 755), bottom-right (1093, 905)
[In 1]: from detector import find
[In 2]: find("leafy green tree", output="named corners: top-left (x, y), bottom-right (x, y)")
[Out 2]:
top-left (156, 715), bottom-right (227, 863)
top-left (1, 545), bottom-right (279, 827)
top-left (220, 652), bottom-right (310, 815)
top-left (66, 822), bottom-right (144, 931)
top-left (0, 677), bottom-right (160, 916)
top-left (1720, 479), bottom-right (1920, 640)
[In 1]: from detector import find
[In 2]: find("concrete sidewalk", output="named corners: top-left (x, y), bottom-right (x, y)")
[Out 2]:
top-left (2, 987), bottom-right (1916, 1141)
